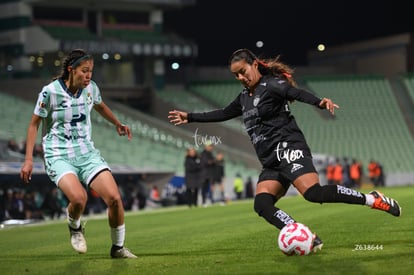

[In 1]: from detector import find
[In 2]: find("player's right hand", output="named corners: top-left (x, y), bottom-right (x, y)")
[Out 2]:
top-left (20, 160), bottom-right (33, 184)
top-left (168, 110), bottom-right (188, 125)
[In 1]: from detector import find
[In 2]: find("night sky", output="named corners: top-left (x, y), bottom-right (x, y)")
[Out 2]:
top-left (164, 0), bottom-right (412, 66)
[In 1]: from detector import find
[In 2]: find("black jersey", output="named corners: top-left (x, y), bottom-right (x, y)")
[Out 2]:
top-left (188, 75), bottom-right (323, 168)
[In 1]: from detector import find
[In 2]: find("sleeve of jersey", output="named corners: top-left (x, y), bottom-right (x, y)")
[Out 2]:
top-left (188, 96), bottom-right (242, 123)
top-left (286, 87), bottom-right (323, 108)
top-left (90, 81), bottom-right (102, 105)
top-left (33, 88), bottom-right (50, 118)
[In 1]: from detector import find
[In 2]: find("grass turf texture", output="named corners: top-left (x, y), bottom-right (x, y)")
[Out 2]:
top-left (1, 186), bottom-right (413, 275)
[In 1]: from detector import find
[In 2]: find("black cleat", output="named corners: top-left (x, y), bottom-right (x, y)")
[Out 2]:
top-left (370, 190), bottom-right (401, 217)
top-left (312, 235), bottom-right (323, 253)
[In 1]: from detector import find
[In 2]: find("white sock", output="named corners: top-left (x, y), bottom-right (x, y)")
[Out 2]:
top-left (67, 209), bottom-right (81, 229)
top-left (365, 194), bottom-right (375, 206)
top-left (111, 224), bottom-right (125, 247)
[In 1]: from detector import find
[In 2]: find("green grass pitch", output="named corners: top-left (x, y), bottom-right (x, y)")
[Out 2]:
top-left (1, 186), bottom-right (413, 275)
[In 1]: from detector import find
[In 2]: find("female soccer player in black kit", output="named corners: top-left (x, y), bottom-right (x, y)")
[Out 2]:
top-left (168, 48), bottom-right (401, 252)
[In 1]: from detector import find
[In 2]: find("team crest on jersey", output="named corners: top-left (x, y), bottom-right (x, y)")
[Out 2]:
top-left (39, 102), bottom-right (45, 108)
top-left (87, 92), bottom-right (92, 105)
top-left (253, 96), bottom-right (260, 106)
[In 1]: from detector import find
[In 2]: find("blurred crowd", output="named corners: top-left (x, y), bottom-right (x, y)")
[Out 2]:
top-left (183, 143), bottom-right (254, 208)
top-left (7, 138), bottom-right (44, 159)
top-left (324, 157), bottom-right (385, 188)
top-left (0, 174), bottom-right (149, 223)
top-left (0, 187), bottom-right (65, 222)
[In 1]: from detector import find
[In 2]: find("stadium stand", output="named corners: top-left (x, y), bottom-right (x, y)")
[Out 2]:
top-left (154, 76), bottom-right (414, 185)
top-left (3, 71), bottom-right (414, 187)
top-left (401, 73), bottom-right (414, 104)
top-left (297, 75), bottom-right (414, 176)
top-left (157, 87), bottom-right (245, 132)
top-left (0, 71), bottom-right (414, 192)
top-left (190, 81), bottom-right (242, 108)
top-left (102, 29), bottom-right (168, 43)
top-left (41, 25), bottom-right (96, 40)
top-left (162, 76), bottom-right (414, 180)
top-left (0, 92), bottom-right (259, 182)
top-left (0, 93), bottom-right (40, 143)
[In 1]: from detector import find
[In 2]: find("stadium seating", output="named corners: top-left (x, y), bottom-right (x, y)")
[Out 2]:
top-left (190, 81), bottom-right (242, 108)
top-left (298, 75), bottom-right (414, 173)
top-left (41, 25), bottom-right (168, 43)
top-left (181, 75), bottom-right (414, 174)
top-left (2, 73), bottom-right (413, 181)
top-left (0, 93), bottom-right (37, 142)
top-left (401, 73), bottom-right (414, 104)
top-left (92, 107), bottom-right (257, 178)
top-left (0, 92), bottom-right (257, 180)
top-left (156, 87), bottom-right (244, 132)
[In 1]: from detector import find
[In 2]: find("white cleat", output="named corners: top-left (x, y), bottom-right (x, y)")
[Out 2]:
top-left (110, 246), bottom-right (138, 259)
top-left (69, 226), bottom-right (87, 254)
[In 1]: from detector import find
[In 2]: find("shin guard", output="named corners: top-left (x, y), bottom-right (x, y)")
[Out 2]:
top-left (254, 193), bottom-right (296, 230)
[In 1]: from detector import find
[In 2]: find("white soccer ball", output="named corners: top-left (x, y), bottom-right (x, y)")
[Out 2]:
top-left (278, 222), bottom-right (314, 256)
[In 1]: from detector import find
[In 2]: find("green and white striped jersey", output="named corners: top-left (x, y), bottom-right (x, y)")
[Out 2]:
top-left (34, 78), bottom-right (102, 159)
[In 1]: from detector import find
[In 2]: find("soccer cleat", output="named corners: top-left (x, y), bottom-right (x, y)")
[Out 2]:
top-left (312, 235), bottom-right (323, 253)
top-left (110, 245), bottom-right (138, 259)
top-left (370, 190), bottom-right (401, 217)
top-left (69, 225), bottom-right (87, 253)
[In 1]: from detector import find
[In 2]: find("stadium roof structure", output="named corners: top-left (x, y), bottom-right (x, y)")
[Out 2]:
top-left (22, 0), bottom-right (195, 10)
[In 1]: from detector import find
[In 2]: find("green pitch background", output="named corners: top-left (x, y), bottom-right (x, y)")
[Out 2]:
top-left (1, 186), bottom-right (413, 275)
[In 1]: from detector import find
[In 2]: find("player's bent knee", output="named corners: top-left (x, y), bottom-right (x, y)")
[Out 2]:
top-left (254, 193), bottom-right (277, 216)
top-left (303, 184), bottom-right (323, 203)
top-left (106, 195), bottom-right (123, 208)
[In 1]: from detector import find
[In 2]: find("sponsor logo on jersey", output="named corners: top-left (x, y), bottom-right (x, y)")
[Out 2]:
top-left (243, 107), bottom-right (259, 119)
top-left (275, 142), bottom-right (304, 164)
top-left (58, 100), bottom-right (68, 108)
top-left (253, 96), bottom-right (260, 106)
top-left (291, 163), bottom-right (304, 173)
top-left (70, 113), bottom-right (86, 126)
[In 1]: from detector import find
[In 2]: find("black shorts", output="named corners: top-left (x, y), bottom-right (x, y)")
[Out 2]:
top-left (258, 156), bottom-right (317, 190)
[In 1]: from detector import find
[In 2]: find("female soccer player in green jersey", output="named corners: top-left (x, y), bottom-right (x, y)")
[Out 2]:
top-left (20, 49), bottom-right (137, 259)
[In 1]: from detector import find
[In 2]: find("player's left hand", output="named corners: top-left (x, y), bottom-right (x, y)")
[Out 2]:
top-left (319, 98), bottom-right (339, 115)
top-left (116, 124), bottom-right (132, 140)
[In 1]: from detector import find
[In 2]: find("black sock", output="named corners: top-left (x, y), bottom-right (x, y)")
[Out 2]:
top-left (303, 184), bottom-right (366, 204)
top-left (254, 193), bottom-right (296, 230)
top-left (111, 244), bottom-right (123, 251)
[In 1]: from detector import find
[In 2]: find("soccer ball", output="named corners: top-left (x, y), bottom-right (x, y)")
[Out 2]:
top-left (277, 222), bottom-right (314, 256)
